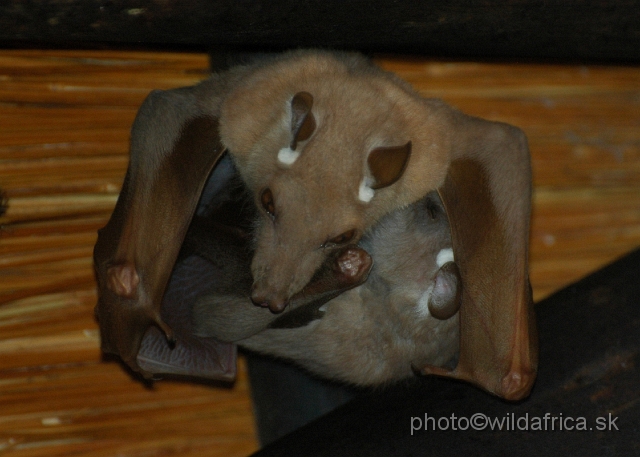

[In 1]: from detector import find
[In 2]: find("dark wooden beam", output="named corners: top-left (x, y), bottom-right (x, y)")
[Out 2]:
top-left (1, 1), bottom-right (639, 62)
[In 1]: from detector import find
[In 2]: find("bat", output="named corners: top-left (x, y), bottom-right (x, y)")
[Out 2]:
top-left (94, 50), bottom-right (537, 400)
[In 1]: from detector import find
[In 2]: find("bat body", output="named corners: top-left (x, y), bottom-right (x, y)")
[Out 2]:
top-left (94, 50), bottom-right (537, 401)
top-left (194, 191), bottom-right (461, 386)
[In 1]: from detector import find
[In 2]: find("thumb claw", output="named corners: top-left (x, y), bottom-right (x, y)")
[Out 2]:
top-left (153, 315), bottom-right (175, 345)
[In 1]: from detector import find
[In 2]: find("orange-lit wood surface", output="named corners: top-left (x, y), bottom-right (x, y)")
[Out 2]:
top-left (1, 50), bottom-right (639, 456)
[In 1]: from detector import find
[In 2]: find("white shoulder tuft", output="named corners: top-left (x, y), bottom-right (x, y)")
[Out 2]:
top-left (358, 178), bottom-right (375, 203)
top-left (277, 147), bottom-right (300, 166)
top-left (436, 248), bottom-right (454, 267)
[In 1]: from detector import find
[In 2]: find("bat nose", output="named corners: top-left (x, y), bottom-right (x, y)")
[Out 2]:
top-left (250, 288), bottom-right (288, 314)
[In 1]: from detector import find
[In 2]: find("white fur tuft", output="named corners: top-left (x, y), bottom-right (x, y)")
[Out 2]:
top-left (436, 248), bottom-right (454, 267)
top-left (277, 147), bottom-right (300, 165)
top-left (358, 178), bottom-right (375, 203)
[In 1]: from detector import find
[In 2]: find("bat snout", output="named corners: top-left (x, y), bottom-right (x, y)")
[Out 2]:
top-left (250, 286), bottom-right (289, 314)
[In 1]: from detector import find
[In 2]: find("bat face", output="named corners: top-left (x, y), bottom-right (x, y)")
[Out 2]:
top-left (248, 172), bottom-right (366, 312)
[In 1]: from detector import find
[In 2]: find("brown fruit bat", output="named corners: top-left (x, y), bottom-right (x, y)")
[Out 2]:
top-left (94, 50), bottom-right (537, 400)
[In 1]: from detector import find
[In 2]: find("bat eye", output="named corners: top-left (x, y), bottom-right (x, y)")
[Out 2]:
top-left (260, 188), bottom-right (275, 218)
top-left (425, 197), bottom-right (440, 220)
top-left (325, 229), bottom-right (357, 247)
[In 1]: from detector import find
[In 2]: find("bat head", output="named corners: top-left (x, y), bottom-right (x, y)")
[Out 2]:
top-left (222, 89), bottom-right (415, 312)
top-left (219, 53), bottom-right (440, 312)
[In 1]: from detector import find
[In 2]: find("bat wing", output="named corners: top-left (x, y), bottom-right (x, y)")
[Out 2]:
top-left (421, 113), bottom-right (538, 400)
top-left (93, 85), bottom-right (232, 379)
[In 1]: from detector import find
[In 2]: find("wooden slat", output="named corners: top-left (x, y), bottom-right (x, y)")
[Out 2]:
top-left (1, 50), bottom-right (640, 457)
top-left (0, 50), bottom-right (259, 457)
top-left (2, 2), bottom-right (638, 62)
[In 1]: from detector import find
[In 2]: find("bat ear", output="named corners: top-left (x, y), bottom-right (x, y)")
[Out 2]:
top-left (94, 87), bottom-right (227, 377)
top-left (421, 117), bottom-right (538, 401)
top-left (368, 141), bottom-right (412, 190)
top-left (290, 91), bottom-right (316, 149)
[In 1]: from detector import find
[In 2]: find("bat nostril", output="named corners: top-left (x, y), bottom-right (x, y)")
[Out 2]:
top-left (267, 299), bottom-right (288, 314)
top-left (250, 288), bottom-right (288, 314)
top-left (250, 292), bottom-right (268, 308)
